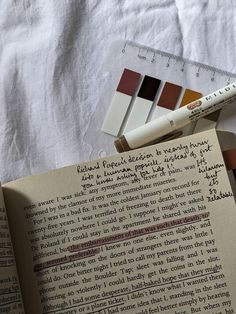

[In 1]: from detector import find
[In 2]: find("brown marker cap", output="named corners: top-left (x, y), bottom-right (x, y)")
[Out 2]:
top-left (114, 136), bottom-right (131, 153)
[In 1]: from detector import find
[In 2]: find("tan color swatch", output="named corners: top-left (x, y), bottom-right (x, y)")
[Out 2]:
top-left (180, 88), bottom-right (202, 107)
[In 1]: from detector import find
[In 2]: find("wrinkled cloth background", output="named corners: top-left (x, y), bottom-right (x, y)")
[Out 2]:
top-left (1, 0), bottom-right (236, 183)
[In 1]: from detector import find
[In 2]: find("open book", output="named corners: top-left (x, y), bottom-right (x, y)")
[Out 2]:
top-left (1, 128), bottom-right (236, 314)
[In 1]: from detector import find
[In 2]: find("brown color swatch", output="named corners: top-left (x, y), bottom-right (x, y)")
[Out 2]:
top-left (180, 89), bottom-right (202, 107)
top-left (116, 68), bottom-right (141, 96)
top-left (137, 76), bottom-right (161, 101)
top-left (157, 82), bottom-right (182, 110)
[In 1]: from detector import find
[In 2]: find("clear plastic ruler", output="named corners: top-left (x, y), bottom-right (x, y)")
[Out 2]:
top-left (82, 41), bottom-right (236, 161)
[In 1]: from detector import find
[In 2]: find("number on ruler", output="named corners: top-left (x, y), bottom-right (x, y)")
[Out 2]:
top-left (196, 67), bottom-right (200, 77)
top-left (211, 71), bottom-right (215, 82)
top-left (151, 52), bottom-right (156, 63)
top-left (166, 57), bottom-right (170, 67)
top-left (122, 42), bottom-right (127, 54)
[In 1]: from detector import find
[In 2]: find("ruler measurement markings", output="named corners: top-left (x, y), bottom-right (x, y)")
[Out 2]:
top-left (123, 41), bottom-right (236, 83)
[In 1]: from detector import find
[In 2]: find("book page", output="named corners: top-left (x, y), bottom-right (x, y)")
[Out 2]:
top-left (0, 185), bottom-right (25, 313)
top-left (3, 129), bottom-right (236, 313)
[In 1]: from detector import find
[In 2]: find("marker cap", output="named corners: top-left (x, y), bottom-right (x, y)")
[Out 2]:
top-left (114, 136), bottom-right (131, 153)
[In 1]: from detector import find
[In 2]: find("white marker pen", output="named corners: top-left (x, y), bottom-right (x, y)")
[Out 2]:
top-left (114, 81), bottom-right (236, 152)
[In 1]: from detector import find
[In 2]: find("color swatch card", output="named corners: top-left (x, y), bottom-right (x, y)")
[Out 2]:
top-left (102, 69), bottom-right (141, 136)
top-left (123, 76), bottom-right (161, 133)
top-left (82, 40), bottom-right (236, 161)
top-left (101, 69), bottom-right (205, 139)
top-left (151, 82), bottom-right (182, 120)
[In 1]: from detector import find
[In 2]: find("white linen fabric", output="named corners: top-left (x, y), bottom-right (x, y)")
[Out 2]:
top-left (0, 0), bottom-right (236, 183)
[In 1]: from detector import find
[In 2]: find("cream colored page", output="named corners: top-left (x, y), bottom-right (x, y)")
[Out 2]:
top-left (0, 185), bottom-right (25, 313)
top-left (3, 129), bottom-right (236, 314)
